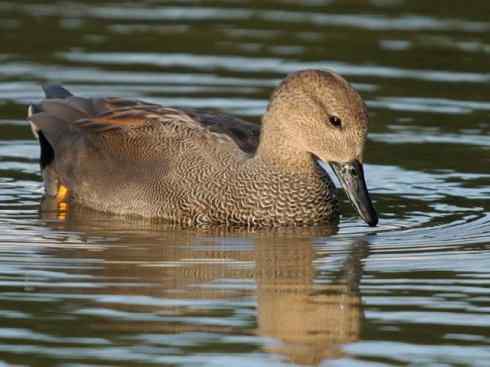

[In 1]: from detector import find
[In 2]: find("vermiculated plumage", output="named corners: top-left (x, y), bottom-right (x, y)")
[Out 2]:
top-left (28, 70), bottom-right (378, 227)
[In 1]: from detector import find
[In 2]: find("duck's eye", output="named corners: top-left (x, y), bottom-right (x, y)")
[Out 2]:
top-left (328, 115), bottom-right (342, 128)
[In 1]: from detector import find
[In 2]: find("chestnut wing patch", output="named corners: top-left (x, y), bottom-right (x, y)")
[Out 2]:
top-left (73, 109), bottom-right (156, 132)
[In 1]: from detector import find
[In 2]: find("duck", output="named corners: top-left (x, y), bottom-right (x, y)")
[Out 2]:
top-left (28, 69), bottom-right (378, 227)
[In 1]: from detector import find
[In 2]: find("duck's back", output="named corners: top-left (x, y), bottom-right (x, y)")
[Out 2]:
top-left (29, 86), bottom-right (261, 221)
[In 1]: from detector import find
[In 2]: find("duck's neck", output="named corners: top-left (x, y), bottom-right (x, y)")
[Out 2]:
top-left (254, 113), bottom-right (315, 173)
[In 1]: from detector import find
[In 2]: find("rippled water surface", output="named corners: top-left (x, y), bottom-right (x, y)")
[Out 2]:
top-left (1, 1), bottom-right (490, 366)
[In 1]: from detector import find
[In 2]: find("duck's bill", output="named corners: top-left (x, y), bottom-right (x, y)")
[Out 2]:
top-left (329, 160), bottom-right (378, 227)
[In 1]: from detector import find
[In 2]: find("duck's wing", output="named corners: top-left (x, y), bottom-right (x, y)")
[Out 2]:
top-left (29, 89), bottom-right (261, 163)
top-left (28, 86), bottom-right (261, 200)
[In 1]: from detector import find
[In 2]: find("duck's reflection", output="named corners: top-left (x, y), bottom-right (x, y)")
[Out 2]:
top-left (40, 202), bottom-right (369, 365)
top-left (256, 238), bottom-right (368, 364)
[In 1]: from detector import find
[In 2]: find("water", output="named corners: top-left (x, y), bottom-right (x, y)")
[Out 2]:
top-left (1, 0), bottom-right (490, 365)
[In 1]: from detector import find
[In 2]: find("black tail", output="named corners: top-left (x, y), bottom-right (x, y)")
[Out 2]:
top-left (38, 131), bottom-right (55, 171)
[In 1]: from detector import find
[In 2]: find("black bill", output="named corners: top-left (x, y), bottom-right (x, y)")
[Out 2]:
top-left (330, 160), bottom-right (378, 227)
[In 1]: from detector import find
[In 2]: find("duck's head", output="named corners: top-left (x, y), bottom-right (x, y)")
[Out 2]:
top-left (263, 69), bottom-right (378, 227)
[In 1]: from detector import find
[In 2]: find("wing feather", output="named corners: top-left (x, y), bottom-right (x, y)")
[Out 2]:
top-left (30, 93), bottom-right (261, 163)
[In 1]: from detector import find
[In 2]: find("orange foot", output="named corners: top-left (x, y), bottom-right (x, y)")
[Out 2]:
top-left (56, 185), bottom-right (69, 220)
top-left (56, 185), bottom-right (69, 201)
